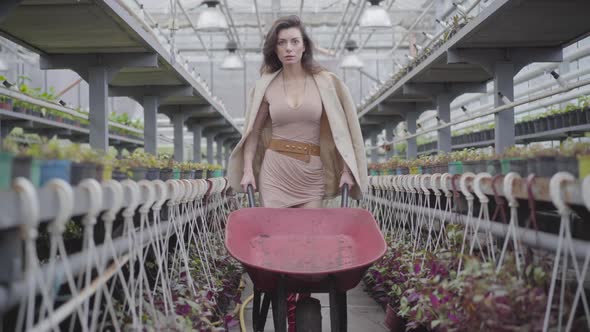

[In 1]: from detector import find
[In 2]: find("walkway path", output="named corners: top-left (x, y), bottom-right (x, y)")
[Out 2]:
top-left (231, 275), bottom-right (389, 332)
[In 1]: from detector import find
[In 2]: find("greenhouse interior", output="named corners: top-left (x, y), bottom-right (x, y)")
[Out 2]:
top-left (0, 0), bottom-right (590, 331)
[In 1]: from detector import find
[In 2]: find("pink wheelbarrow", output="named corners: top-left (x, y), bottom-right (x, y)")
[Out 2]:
top-left (225, 185), bottom-right (386, 332)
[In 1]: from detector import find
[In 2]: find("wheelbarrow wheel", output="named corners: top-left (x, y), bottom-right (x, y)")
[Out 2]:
top-left (296, 297), bottom-right (322, 332)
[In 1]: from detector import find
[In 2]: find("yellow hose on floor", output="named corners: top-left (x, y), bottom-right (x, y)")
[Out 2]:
top-left (239, 294), bottom-right (254, 332)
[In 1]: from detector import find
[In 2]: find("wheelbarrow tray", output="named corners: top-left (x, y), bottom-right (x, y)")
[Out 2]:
top-left (225, 207), bottom-right (386, 292)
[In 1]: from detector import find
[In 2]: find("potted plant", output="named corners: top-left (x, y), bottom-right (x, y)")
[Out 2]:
top-left (67, 144), bottom-right (101, 185)
top-left (159, 155), bottom-right (180, 180)
top-left (500, 146), bottom-right (527, 175)
top-left (3, 136), bottom-right (41, 186)
top-left (179, 162), bottom-right (196, 179)
top-left (27, 139), bottom-right (72, 185)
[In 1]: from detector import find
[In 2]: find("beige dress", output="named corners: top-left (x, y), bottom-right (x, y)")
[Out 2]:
top-left (258, 74), bottom-right (326, 208)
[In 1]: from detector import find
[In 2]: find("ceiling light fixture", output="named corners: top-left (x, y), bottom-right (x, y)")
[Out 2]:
top-left (359, 0), bottom-right (392, 30)
top-left (220, 41), bottom-right (244, 70)
top-left (340, 40), bottom-right (364, 69)
top-left (196, 0), bottom-right (228, 32)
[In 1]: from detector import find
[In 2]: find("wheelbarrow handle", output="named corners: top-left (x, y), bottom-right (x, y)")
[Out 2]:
top-left (247, 184), bottom-right (256, 208)
top-left (341, 184), bottom-right (349, 208)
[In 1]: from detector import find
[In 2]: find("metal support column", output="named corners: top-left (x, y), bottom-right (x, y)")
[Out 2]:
top-left (216, 138), bottom-right (223, 165)
top-left (385, 122), bottom-right (395, 159)
top-left (206, 134), bottom-right (214, 164)
top-left (89, 66), bottom-right (109, 151)
top-left (370, 133), bottom-right (378, 163)
top-left (173, 114), bottom-right (185, 162)
top-left (224, 144), bottom-right (231, 168)
top-left (406, 111), bottom-right (418, 159)
top-left (494, 63), bottom-right (515, 154)
top-left (142, 96), bottom-right (158, 155)
top-left (437, 93), bottom-right (452, 153)
top-left (192, 126), bottom-right (202, 163)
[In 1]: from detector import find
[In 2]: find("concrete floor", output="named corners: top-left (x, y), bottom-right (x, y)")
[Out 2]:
top-left (230, 275), bottom-right (389, 332)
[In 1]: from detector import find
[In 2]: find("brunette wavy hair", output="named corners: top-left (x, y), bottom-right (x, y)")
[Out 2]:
top-left (260, 15), bottom-right (324, 75)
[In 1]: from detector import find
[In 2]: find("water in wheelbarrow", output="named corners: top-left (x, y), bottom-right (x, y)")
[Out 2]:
top-left (225, 207), bottom-right (386, 276)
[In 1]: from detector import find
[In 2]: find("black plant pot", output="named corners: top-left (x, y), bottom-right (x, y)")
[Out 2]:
top-left (554, 114), bottom-right (564, 129)
top-left (584, 107), bottom-right (590, 124)
top-left (70, 162), bottom-right (99, 185)
top-left (545, 116), bottom-right (555, 131)
top-left (194, 169), bottom-right (204, 179)
top-left (159, 168), bottom-right (174, 181)
top-left (509, 159), bottom-right (528, 176)
top-left (534, 156), bottom-right (558, 178)
top-left (131, 167), bottom-right (148, 181)
top-left (515, 123), bottom-right (523, 136)
top-left (146, 168), bottom-right (160, 180)
top-left (112, 169), bottom-right (129, 181)
top-left (12, 156), bottom-right (40, 186)
top-left (557, 156), bottom-right (579, 178)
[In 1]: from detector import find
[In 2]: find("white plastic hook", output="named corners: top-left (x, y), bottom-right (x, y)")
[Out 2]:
top-left (166, 179), bottom-right (180, 204)
top-left (460, 172), bottom-right (476, 200)
top-left (441, 173), bottom-right (452, 196)
top-left (45, 179), bottom-right (74, 235)
top-left (430, 173), bottom-right (441, 196)
top-left (102, 180), bottom-right (123, 220)
top-left (121, 180), bottom-right (141, 218)
top-left (137, 180), bottom-right (156, 214)
top-left (78, 179), bottom-right (103, 225)
top-left (181, 180), bottom-right (193, 202)
top-left (14, 178), bottom-right (40, 240)
top-left (420, 174), bottom-right (431, 194)
top-left (473, 173), bottom-right (491, 204)
top-left (550, 172), bottom-right (576, 215)
top-left (152, 180), bottom-right (169, 211)
top-left (503, 172), bottom-right (521, 208)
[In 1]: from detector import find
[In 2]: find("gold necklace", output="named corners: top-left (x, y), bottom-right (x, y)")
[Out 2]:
top-left (282, 71), bottom-right (307, 109)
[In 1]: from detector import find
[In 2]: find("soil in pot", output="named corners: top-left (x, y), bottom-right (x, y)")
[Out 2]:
top-left (146, 168), bottom-right (160, 180)
top-left (40, 159), bottom-right (72, 186)
top-left (558, 156), bottom-right (579, 178)
top-left (11, 157), bottom-right (41, 186)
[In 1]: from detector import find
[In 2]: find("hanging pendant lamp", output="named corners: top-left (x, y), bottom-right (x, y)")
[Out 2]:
top-left (359, 0), bottom-right (392, 30)
top-left (220, 41), bottom-right (244, 70)
top-left (196, 0), bottom-right (228, 32)
top-left (340, 40), bottom-right (364, 69)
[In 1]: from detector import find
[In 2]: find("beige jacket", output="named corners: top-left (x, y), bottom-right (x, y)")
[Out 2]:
top-left (227, 69), bottom-right (368, 200)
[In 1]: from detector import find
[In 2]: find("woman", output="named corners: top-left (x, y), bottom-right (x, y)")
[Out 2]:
top-left (227, 15), bottom-right (367, 330)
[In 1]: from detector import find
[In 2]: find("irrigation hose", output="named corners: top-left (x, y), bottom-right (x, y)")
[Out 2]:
top-left (239, 294), bottom-right (254, 332)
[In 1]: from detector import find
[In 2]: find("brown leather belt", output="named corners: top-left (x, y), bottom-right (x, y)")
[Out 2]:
top-left (268, 139), bottom-right (320, 163)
